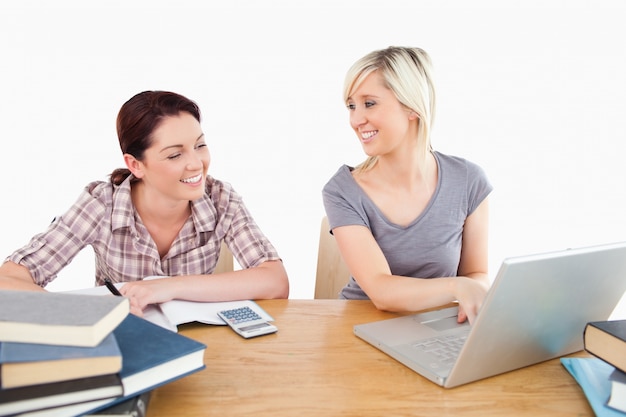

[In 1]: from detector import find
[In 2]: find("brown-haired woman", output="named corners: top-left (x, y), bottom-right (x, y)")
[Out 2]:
top-left (0, 91), bottom-right (289, 315)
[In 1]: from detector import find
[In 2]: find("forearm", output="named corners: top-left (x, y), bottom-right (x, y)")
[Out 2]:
top-left (464, 271), bottom-right (490, 288)
top-left (175, 261), bottom-right (289, 301)
top-left (122, 260), bottom-right (289, 306)
top-left (0, 262), bottom-right (46, 292)
top-left (366, 274), bottom-right (459, 313)
top-left (366, 272), bottom-right (490, 313)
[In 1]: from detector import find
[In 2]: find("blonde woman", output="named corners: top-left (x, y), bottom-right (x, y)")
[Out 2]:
top-left (323, 47), bottom-right (491, 324)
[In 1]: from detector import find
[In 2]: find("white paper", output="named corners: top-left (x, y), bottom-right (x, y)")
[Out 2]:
top-left (63, 281), bottom-right (274, 332)
top-left (159, 299), bottom-right (274, 326)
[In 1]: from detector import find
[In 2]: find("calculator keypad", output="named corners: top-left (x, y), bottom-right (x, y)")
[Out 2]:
top-left (221, 307), bottom-right (262, 324)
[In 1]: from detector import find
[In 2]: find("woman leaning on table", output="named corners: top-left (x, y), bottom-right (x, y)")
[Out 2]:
top-left (322, 46), bottom-right (492, 324)
top-left (0, 90), bottom-right (289, 314)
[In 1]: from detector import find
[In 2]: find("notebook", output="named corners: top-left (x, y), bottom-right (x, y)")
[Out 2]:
top-left (354, 241), bottom-right (626, 388)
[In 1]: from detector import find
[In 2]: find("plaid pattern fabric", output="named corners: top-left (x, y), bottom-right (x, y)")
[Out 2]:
top-left (7, 176), bottom-right (280, 287)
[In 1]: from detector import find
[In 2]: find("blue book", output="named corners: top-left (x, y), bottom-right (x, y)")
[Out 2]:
top-left (113, 314), bottom-right (206, 398)
top-left (561, 357), bottom-right (624, 417)
top-left (0, 333), bottom-right (122, 389)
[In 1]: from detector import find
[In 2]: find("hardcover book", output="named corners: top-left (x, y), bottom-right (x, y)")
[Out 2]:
top-left (88, 391), bottom-right (152, 417)
top-left (0, 332), bottom-right (122, 389)
top-left (608, 368), bottom-right (626, 413)
top-left (113, 314), bottom-right (206, 397)
top-left (584, 319), bottom-right (626, 373)
top-left (0, 290), bottom-right (129, 347)
top-left (0, 374), bottom-right (122, 416)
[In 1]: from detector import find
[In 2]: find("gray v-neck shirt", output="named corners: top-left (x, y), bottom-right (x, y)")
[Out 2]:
top-left (322, 151), bottom-right (493, 300)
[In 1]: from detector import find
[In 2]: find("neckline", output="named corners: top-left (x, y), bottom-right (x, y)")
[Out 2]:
top-left (345, 151), bottom-right (442, 229)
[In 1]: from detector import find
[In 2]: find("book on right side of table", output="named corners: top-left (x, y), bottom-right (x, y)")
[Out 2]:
top-left (584, 319), bottom-right (626, 373)
top-left (608, 368), bottom-right (626, 413)
top-left (0, 290), bottom-right (129, 347)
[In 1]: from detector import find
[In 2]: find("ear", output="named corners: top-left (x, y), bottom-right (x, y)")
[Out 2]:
top-left (408, 111), bottom-right (419, 121)
top-left (123, 154), bottom-right (144, 179)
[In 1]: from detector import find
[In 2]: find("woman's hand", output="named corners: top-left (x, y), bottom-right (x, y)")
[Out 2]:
top-left (119, 277), bottom-right (175, 316)
top-left (454, 277), bottom-right (489, 324)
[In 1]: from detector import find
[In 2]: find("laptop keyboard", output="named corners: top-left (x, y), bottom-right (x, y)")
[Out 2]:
top-left (412, 333), bottom-right (468, 365)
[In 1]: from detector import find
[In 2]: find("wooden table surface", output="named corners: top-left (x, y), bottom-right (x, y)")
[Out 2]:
top-left (146, 299), bottom-right (592, 417)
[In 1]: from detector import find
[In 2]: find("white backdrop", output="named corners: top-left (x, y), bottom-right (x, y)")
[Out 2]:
top-left (1, 0), bottom-right (625, 316)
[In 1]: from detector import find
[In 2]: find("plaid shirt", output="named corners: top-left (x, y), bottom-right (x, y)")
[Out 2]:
top-left (7, 175), bottom-right (280, 287)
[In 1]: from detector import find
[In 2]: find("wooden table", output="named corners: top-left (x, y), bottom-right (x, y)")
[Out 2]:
top-left (146, 300), bottom-right (592, 416)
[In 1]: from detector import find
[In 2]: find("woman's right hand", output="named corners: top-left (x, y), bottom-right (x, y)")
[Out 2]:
top-left (454, 276), bottom-right (489, 325)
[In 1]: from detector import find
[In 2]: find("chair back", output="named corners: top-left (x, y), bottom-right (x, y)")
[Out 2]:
top-left (215, 242), bottom-right (234, 274)
top-left (315, 216), bottom-right (351, 299)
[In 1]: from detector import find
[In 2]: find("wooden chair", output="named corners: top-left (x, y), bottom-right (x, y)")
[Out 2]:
top-left (215, 242), bottom-right (234, 274)
top-left (314, 216), bottom-right (351, 299)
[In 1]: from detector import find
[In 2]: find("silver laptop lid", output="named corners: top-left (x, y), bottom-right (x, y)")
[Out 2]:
top-left (446, 241), bottom-right (626, 387)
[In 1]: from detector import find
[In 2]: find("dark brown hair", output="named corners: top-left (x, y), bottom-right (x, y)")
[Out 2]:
top-left (110, 91), bottom-right (201, 185)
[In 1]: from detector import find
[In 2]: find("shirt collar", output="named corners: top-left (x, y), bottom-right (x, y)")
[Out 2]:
top-left (189, 186), bottom-right (217, 233)
top-left (111, 176), bottom-right (135, 231)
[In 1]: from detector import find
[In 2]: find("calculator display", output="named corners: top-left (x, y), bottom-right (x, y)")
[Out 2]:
top-left (239, 322), bottom-right (273, 332)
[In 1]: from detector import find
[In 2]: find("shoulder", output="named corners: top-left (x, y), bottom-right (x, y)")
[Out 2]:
top-left (77, 180), bottom-right (115, 209)
top-left (205, 176), bottom-right (242, 205)
top-left (434, 151), bottom-right (489, 180)
top-left (84, 180), bottom-right (114, 197)
top-left (323, 165), bottom-right (354, 194)
top-left (322, 165), bottom-right (369, 229)
top-left (435, 151), bottom-right (482, 171)
top-left (57, 180), bottom-right (114, 224)
top-left (196, 176), bottom-right (244, 220)
top-left (434, 151), bottom-right (493, 212)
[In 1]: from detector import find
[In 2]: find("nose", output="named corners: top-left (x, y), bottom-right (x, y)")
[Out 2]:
top-left (350, 106), bottom-right (366, 130)
top-left (186, 152), bottom-right (205, 171)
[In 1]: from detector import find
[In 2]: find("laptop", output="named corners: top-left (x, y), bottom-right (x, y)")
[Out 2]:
top-left (353, 241), bottom-right (626, 388)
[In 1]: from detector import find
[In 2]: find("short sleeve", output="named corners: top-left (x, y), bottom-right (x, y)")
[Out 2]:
top-left (6, 182), bottom-right (109, 286)
top-left (322, 165), bottom-right (369, 232)
top-left (465, 160), bottom-right (493, 216)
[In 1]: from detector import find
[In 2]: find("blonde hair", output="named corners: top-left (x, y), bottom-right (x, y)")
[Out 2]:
top-left (344, 46), bottom-right (436, 172)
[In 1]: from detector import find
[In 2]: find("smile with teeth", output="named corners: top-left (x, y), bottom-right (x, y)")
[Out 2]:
top-left (361, 130), bottom-right (378, 140)
top-left (181, 174), bottom-right (202, 184)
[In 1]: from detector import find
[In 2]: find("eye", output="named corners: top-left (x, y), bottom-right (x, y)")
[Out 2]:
top-left (167, 153), bottom-right (182, 160)
top-left (346, 103), bottom-right (355, 110)
top-left (365, 101), bottom-right (376, 108)
top-left (195, 143), bottom-right (208, 150)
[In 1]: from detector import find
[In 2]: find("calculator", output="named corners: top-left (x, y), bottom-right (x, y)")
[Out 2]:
top-left (217, 305), bottom-right (278, 338)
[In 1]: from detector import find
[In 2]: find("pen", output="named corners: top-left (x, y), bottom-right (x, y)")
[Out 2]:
top-left (104, 278), bottom-right (122, 296)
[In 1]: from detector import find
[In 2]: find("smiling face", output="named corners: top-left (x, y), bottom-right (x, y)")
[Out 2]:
top-left (125, 112), bottom-right (210, 204)
top-left (346, 71), bottom-right (418, 158)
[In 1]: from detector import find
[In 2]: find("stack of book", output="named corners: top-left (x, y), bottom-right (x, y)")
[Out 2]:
top-left (0, 290), bottom-right (207, 417)
top-left (561, 318), bottom-right (626, 416)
